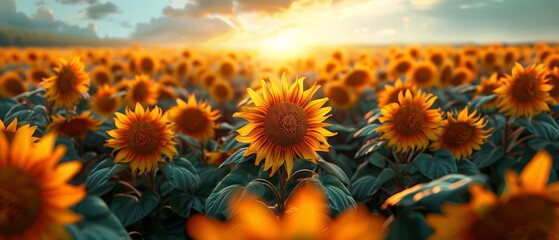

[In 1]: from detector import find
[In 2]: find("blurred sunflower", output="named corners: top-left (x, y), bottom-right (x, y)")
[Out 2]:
top-left (0, 118), bottom-right (37, 143)
top-left (200, 71), bottom-right (218, 89)
top-left (209, 80), bottom-right (234, 104)
top-left (217, 58), bottom-right (237, 79)
top-left (187, 184), bottom-right (386, 240)
top-left (48, 111), bottom-right (102, 139)
top-left (427, 50), bottom-right (445, 66)
top-left (544, 53), bottom-right (559, 71)
top-left (0, 72), bottom-right (28, 98)
top-left (233, 75), bottom-right (336, 176)
top-left (438, 62), bottom-right (454, 86)
top-left (408, 61), bottom-right (438, 88)
top-left (42, 58), bottom-right (90, 109)
top-left (167, 95), bottom-right (221, 142)
top-left (547, 67), bottom-right (559, 103)
top-left (377, 79), bottom-right (419, 108)
top-left (175, 60), bottom-right (190, 79)
top-left (427, 150), bottom-right (559, 239)
top-left (475, 73), bottom-right (501, 109)
top-left (495, 63), bottom-right (553, 117)
top-left (0, 126), bottom-right (85, 239)
top-left (91, 84), bottom-right (122, 118)
top-left (135, 53), bottom-right (159, 75)
top-left (389, 56), bottom-right (413, 79)
top-left (91, 65), bottom-right (113, 86)
top-left (324, 81), bottom-right (357, 110)
top-left (105, 103), bottom-right (177, 175)
top-left (157, 85), bottom-right (178, 101)
top-left (125, 74), bottom-right (158, 107)
top-left (26, 68), bottom-right (50, 86)
top-left (343, 66), bottom-right (373, 91)
top-left (449, 67), bottom-right (474, 87)
top-left (430, 107), bottom-right (492, 160)
top-left (376, 90), bottom-right (442, 153)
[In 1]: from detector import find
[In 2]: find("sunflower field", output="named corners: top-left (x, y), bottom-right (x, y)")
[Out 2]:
top-left (1, 43), bottom-right (559, 240)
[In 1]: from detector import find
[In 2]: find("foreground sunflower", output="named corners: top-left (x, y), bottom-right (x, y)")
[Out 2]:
top-left (187, 184), bottom-right (386, 240)
top-left (495, 63), bottom-right (553, 118)
top-left (167, 95), bottom-right (221, 142)
top-left (427, 150), bottom-right (559, 239)
top-left (0, 118), bottom-right (37, 143)
top-left (233, 75), bottom-right (336, 176)
top-left (430, 107), bottom-right (493, 160)
top-left (0, 125), bottom-right (85, 239)
top-left (42, 57), bottom-right (90, 109)
top-left (105, 103), bottom-right (177, 175)
top-left (376, 90), bottom-right (443, 152)
top-left (48, 111), bottom-right (102, 139)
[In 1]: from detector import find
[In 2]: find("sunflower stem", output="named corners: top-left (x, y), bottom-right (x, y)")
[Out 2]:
top-left (252, 178), bottom-right (281, 211)
top-left (277, 165), bottom-right (288, 216)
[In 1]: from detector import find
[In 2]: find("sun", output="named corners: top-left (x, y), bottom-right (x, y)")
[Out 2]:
top-left (260, 32), bottom-right (307, 59)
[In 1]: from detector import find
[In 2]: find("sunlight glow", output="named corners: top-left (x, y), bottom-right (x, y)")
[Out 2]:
top-left (259, 31), bottom-right (307, 59)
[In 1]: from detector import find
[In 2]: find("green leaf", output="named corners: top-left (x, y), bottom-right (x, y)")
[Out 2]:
top-left (205, 170), bottom-right (254, 219)
top-left (526, 114), bottom-right (559, 141)
top-left (353, 124), bottom-right (380, 139)
top-left (386, 210), bottom-right (431, 240)
top-left (367, 152), bottom-right (386, 168)
top-left (351, 168), bottom-right (395, 202)
top-left (471, 145), bottom-right (504, 168)
top-left (467, 94), bottom-right (496, 110)
top-left (68, 196), bottom-right (131, 240)
top-left (218, 147), bottom-right (254, 168)
top-left (414, 150), bottom-right (457, 180)
top-left (169, 191), bottom-right (204, 218)
top-left (317, 158), bottom-right (350, 186)
top-left (315, 173), bottom-right (356, 216)
top-left (110, 190), bottom-right (161, 227)
top-left (85, 164), bottom-right (128, 196)
top-left (159, 157), bottom-right (201, 193)
top-left (457, 159), bottom-right (481, 176)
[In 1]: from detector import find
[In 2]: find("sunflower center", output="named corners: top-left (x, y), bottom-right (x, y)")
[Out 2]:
top-left (140, 58), bottom-right (154, 73)
top-left (57, 65), bottom-right (77, 94)
top-left (3, 77), bottom-right (25, 96)
top-left (345, 70), bottom-right (368, 87)
top-left (394, 105), bottom-right (424, 136)
top-left (127, 121), bottom-right (160, 154)
top-left (413, 67), bottom-right (433, 84)
top-left (470, 195), bottom-right (556, 240)
top-left (219, 63), bottom-right (234, 78)
top-left (450, 71), bottom-right (468, 86)
top-left (484, 53), bottom-right (496, 65)
top-left (177, 63), bottom-right (188, 76)
top-left (443, 122), bottom-right (473, 147)
top-left (264, 102), bottom-right (308, 147)
top-left (329, 85), bottom-right (350, 105)
top-left (95, 71), bottom-right (110, 85)
top-left (60, 118), bottom-right (90, 137)
top-left (0, 167), bottom-right (41, 235)
top-left (430, 54), bottom-right (443, 65)
top-left (177, 108), bottom-right (208, 133)
top-left (395, 61), bottom-right (411, 73)
top-left (214, 84), bottom-right (229, 98)
top-left (95, 95), bottom-right (118, 115)
top-left (441, 66), bottom-right (453, 84)
top-left (132, 81), bottom-right (149, 102)
top-left (31, 70), bottom-right (49, 84)
top-left (203, 75), bottom-right (216, 87)
top-left (513, 74), bottom-right (538, 103)
top-left (505, 52), bottom-right (515, 64)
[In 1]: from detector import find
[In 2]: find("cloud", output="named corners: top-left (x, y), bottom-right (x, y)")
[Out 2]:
top-left (236, 0), bottom-right (298, 13)
top-left (0, 0), bottom-right (97, 38)
top-left (163, 0), bottom-right (233, 18)
top-left (130, 16), bottom-right (234, 43)
top-left (84, 2), bottom-right (120, 19)
top-left (376, 28), bottom-right (396, 36)
top-left (36, 0), bottom-right (46, 5)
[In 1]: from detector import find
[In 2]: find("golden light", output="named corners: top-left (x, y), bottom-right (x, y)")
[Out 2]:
top-left (259, 31), bottom-right (308, 60)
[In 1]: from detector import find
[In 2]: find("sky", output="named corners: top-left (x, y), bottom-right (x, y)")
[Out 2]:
top-left (1, 0), bottom-right (559, 48)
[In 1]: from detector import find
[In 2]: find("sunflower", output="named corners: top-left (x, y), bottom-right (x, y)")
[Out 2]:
top-left (427, 150), bottom-right (559, 240)
top-left (342, 66), bottom-right (374, 91)
top-left (42, 57), bottom-right (90, 109)
top-left (0, 118), bottom-right (37, 144)
top-left (175, 60), bottom-right (190, 79)
top-left (408, 61), bottom-right (438, 88)
top-left (91, 65), bottom-right (113, 86)
top-left (135, 53), bottom-right (159, 75)
top-left (449, 67), bottom-right (474, 87)
top-left (495, 63), bottom-right (553, 117)
top-left (91, 84), bottom-right (122, 118)
top-left (105, 103), bottom-right (177, 175)
top-left (389, 56), bottom-right (414, 79)
top-left (324, 81), bottom-right (357, 110)
top-left (475, 73), bottom-right (501, 110)
top-left (544, 53), bottom-right (559, 71)
top-left (167, 95), bottom-right (221, 142)
top-left (48, 111), bottom-right (102, 139)
top-left (438, 62), bottom-right (454, 87)
top-left (233, 75), bottom-right (336, 176)
top-left (0, 125), bottom-right (85, 239)
top-left (430, 107), bottom-right (492, 159)
top-left (0, 72), bottom-right (28, 98)
top-left (209, 80), bottom-right (234, 104)
top-left (200, 71), bottom-right (219, 89)
top-left (187, 184), bottom-right (386, 240)
top-left (26, 68), bottom-right (50, 86)
top-left (217, 58), bottom-right (237, 79)
top-left (125, 75), bottom-right (158, 107)
top-left (428, 50), bottom-right (445, 66)
top-left (376, 90), bottom-right (442, 153)
top-left (377, 79), bottom-right (419, 108)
